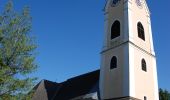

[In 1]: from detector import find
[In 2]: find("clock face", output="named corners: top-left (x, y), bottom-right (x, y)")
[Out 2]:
top-left (136, 0), bottom-right (143, 7)
top-left (111, 0), bottom-right (121, 7)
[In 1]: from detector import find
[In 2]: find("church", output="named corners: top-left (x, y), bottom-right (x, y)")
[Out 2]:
top-left (32, 0), bottom-right (159, 100)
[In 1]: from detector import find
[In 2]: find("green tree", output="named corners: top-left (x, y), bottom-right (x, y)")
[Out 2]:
top-left (0, 1), bottom-right (37, 99)
top-left (159, 88), bottom-right (170, 100)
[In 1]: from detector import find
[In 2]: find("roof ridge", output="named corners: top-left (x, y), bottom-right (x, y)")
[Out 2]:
top-left (67, 69), bottom-right (100, 81)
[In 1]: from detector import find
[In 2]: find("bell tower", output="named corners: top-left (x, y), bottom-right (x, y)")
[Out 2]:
top-left (99, 0), bottom-right (159, 99)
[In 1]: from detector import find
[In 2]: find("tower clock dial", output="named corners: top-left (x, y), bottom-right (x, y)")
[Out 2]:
top-left (111, 0), bottom-right (121, 7)
top-left (136, 0), bottom-right (143, 8)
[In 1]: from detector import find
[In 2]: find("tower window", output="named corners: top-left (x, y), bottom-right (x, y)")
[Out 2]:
top-left (137, 22), bottom-right (145, 41)
top-left (111, 20), bottom-right (120, 39)
top-left (144, 96), bottom-right (147, 100)
top-left (110, 56), bottom-right (117, 69)
top-left (142, 59), bottom-right (147, 72)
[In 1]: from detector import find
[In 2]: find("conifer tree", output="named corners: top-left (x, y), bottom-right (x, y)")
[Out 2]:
top-left (159, 88), bottom-right (170, 100)
top-left (0, 1), bottom-right (37, 99)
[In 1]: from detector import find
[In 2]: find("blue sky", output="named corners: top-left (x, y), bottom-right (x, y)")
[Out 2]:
top-left (0, 0), bottom-right (170, 91)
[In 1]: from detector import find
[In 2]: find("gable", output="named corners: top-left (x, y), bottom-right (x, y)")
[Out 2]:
top-left (32, 80), bottom-right (61, 100)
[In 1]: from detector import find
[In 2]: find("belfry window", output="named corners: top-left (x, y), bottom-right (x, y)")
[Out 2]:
top-left (137, 22), bottom-right (145, 41)
top-left (111, 20), bottom-right (120, 39)
top-left (110, 56), bottom-right (117, 69)
top-left (144, 96), bottom-right (147, 100)
top-left (142, 59), bottom-right (147, 72)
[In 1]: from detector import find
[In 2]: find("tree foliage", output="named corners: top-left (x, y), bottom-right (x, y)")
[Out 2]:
top-left (0, 1), bottom-right (37, 99)
top-left (159, 88), bottom-right (170, 100)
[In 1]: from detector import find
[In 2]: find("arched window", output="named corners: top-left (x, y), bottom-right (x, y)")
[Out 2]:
top-left (110, 56), bottom-right (117, 69)
top-left (111, 20), bottom-right (120, 39)
top-left (142, 59), bottom-right (147, 72)
top-left (137, 22), bottom-right (145, 41)
top-left (144, 96), bottom-right (147, 100)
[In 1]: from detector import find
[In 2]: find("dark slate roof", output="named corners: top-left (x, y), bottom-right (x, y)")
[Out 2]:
top-left (32, 69), bottom-right (100, 100)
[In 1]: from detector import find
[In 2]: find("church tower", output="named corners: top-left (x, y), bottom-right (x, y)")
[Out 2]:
top-left (99, 0), bottom-right (159, 100)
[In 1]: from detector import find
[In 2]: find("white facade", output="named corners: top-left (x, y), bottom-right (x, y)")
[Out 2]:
top-left (99, 0), bottom-right (159, 99)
